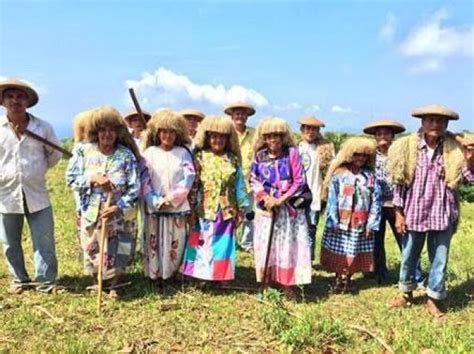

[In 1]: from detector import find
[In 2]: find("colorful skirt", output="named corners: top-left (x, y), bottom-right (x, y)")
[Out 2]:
top-left (143, 213), bottom-right (188, 280)
top-left (182, 211), bottom-right (236, 281)
top-left (320, 227), bottom-right (374, 274)
top-left (80, 216), bottom-right (137, 280)
top-left (254, 207), bottom-right (312, 286)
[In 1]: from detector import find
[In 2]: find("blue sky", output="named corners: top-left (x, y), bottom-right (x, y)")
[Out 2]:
top-left (1, 0), bottom-right (473, 138)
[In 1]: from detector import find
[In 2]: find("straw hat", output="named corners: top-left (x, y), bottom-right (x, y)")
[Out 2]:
top-left (412, 104), bottom-right (459, 120)
top-left (224, 102), bottom-right (256, 116)
top-left (124, 110), bottom-right (151, 123)
top-left (180, 109), bottom-right (205, 121)
top-left (0, 79), bottom-right (39, 108)
top-left (298, 115), bottom-right (325, 128)
top-left (363, 119), bottom-right (406, 135)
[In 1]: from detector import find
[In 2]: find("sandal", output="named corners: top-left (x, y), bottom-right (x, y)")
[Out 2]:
top-left (389, 293), bottom-right (413, 308)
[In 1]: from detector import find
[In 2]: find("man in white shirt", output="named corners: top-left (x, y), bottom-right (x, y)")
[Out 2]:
top-left (297, 116), bottom-right (335, 260)
top-left (0, 79), bottom-right (62, 294)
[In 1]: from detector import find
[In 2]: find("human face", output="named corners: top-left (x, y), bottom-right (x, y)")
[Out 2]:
top-left (159, 128), bottom-right (177, 150)
top-left (374, 127), bottom-right (394, 149)
top-left (97, 125), bottom-right (118, 152)
top-left (185, 116), bottom-right (201, 137)
top-left (300, 125), bottom-right (320, 143)
top-left (2, 88), bottom-right (29, 116)
top-left (352, 152), bottom-right (369, 168)
top-left (208, 132), bottom-right (228, 154)
top-left (421, 115), bottom-right (448, 139)
top-left (128, 115), bottom-right (145, 137)
top-left (231, 108), bottom-right (249, 129)
top-left (264, 133), bottom-right (283, 154)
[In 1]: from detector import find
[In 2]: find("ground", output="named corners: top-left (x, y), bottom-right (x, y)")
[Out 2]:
top-left (0, 160), bottom-right (472, 352)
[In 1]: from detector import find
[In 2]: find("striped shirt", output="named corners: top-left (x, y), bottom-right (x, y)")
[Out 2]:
top-left (393, 137), bottom-right (473, 232)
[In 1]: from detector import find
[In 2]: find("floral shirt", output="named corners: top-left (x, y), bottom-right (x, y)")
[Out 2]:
top-left (325, 167), bottom-right (382, 232)
top-left (250, 147), bottom-right (306, 212)
top-left (194, 150), bottom-right (249, 221)
top-left (66, 143), bottom-right (140, 226)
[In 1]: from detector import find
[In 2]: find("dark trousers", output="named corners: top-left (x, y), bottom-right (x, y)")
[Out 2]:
top-left (373, 207), bottom-right (424, 282)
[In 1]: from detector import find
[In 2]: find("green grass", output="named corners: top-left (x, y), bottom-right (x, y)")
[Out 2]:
top-left (1, 160), bottom-right (473, 352)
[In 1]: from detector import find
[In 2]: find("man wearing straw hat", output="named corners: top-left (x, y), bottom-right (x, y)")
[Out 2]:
top-left (388, 104), bottom-right (474, 318)
top-left (224, 101), bottom-right (256, 253)
top-left (180, 109), bottom-right (205, 141)
top-left (0, 79), bottom-right (62, 294)
top-left (297, 115), bottom-right (334, 261)
top-left (124, 109), bottom-right (151, 151)
top-left (363, 119), bottom-right (424, 285)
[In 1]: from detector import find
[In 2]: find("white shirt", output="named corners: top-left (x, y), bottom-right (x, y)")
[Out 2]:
top-left (0, 114), bottom-right (62, 214)
top-left (298, 141), bottom-right (323, 211)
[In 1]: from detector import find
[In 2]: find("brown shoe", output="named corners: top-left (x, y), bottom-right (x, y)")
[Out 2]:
top-left (389, 293), bottom-right (413, 308)
top-left (426, 298), bottom-right (446, 319)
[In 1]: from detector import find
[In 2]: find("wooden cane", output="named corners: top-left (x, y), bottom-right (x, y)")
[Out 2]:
top-left (260, 209), bottom-right (277, 298)
top-left (128, 88), bottom-right (147, 127)
top-left (97, 192), bottom-right (113, 316)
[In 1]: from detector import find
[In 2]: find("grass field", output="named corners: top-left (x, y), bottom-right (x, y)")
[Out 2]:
top-left (1, 160), bottom-right (473, 353)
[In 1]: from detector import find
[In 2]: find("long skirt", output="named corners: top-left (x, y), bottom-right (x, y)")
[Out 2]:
top-left (254, 207), bottom-right (312, 286)
top-left (182, 211), bottom-right (236, 281)
top-left (143, 213), bottom-right (188, 280)
top-left (320, 227), bottom-right (374, 274)
top-left (80, 216), bottom-right (137, 280)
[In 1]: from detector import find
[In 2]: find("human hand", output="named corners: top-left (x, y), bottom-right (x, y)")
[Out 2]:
top-left (263, 196), bottom-right (278, 210)
top-left (395, 209), bottom-right (407, 235)
top-left (159, 198), bottom-right (173, 211)
top-left (364, 229), bottom-right (374, 238)
top-left (91, 175), bottom-right (115, 192)
top-left (101, 205), bottom-right (119, 220)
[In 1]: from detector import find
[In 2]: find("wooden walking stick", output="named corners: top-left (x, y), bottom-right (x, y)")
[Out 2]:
top-left (97, 192), bottom-right (113, 316)
top-left (259, 208), bottom-right (277, 298)
top-left (128, 88), bottom-right (147, 127)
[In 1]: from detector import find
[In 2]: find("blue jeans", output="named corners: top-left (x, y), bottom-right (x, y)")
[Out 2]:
top-left (399, 226), bottom-right (453, 300)
top-left (0, 206), bottom-right (57, 285)
top-left (374, 207), bottom-right (424, 282)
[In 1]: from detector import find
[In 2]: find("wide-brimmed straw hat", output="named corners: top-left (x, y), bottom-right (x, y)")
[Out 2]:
top-left (124, 110), bottom-right (151, 123)
top-left (298, 115), bottom-right (326, 128)
top-left (412, 104), bottom-right (459, 120)
top-left (180, 109), bottom-right (205, 121)
top-left (363, 119), bottom-right (406, 135)
top-left (224, 102), bottom-right (256, 116)
top-left (0, 79), bottom-right (39, 108)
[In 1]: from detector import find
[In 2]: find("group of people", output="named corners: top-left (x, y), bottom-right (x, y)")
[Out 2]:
top-left (0, 78), bottom-right (473, 319)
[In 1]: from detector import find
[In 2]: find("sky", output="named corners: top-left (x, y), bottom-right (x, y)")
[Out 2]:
top-left (1, 0), bottom-right (473, 138)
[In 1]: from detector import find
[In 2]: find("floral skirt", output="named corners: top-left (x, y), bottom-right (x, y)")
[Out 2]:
top-left (254, 207), bottom-right (312, 286)
top-left (182, 211), bottom-right (236, 281)
top-left (143, 214), bottom-right (187, 280)
top-left (80, 216), bottom-right (136, 280)
top-left (320, 227), bottom-right (374, 274)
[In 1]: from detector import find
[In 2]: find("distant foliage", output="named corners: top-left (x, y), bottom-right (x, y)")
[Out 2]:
top-left (324, 132), bottom-right (350, 153)
top-left (459, 184), bottom-right (474, 203)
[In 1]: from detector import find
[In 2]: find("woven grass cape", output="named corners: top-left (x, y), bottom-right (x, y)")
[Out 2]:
top-left (387, 132), bottom-right (465, 189)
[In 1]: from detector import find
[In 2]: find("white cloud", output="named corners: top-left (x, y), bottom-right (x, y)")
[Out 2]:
top-left (306, 104), bottom-right (321, 113)
top-left (379, 12), bottom-right (396, 43)
top-left (125, 67), bottom-right (269, 111)
top-left (408, 58), bottom-right (442, 74)
top-left (399, 8), bottom-right (474, 74)
top-left (331, 105), bottom-right (352, 114)
top-left (274, 102), bottom-right (303, 111)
